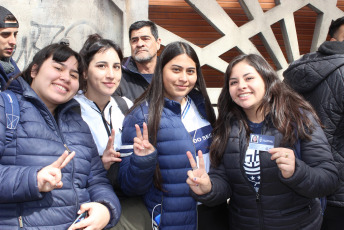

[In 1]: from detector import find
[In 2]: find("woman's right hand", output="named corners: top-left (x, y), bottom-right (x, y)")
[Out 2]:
top-left (186, 150), bottom-right (212, 195)
top-left (37, 150), bottom-right (75, 192)
top-left (102, 129), bottom-right (122, 170)
top-left (133, 122), bottom-right (155, 156)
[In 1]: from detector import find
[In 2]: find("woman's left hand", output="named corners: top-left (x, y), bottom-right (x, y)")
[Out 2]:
top-left (68, 202), bottom-right (110, 230)
top-left (269, 148), bottom-right (295, 179)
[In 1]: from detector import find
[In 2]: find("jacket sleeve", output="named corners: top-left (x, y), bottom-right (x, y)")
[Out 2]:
top-left (86, 144), bottom-right (121, 228)
top-left (118, 112), bottom-right (158, 196)
top-left (280, 113), bottom-right (339, 198)
top-left (191, 158), bottom-right (231, 206)
top-left (0, 96), bottom-right (44, 203)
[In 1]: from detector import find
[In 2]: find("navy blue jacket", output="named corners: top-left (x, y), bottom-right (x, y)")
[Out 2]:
top-left (119, 90), bottom-right (209, 230)
top-left (0, 77), bottom-right (121, 229)
top-left (193, 114), bottom-right (339, 229)
top-left (0, 58), bottom-right (21, 93)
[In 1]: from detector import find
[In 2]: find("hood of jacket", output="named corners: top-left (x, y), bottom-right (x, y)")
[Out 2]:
top-left (283, 41), bottom-right (344, 94)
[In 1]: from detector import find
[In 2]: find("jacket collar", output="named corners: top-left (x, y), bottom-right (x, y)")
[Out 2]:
top-left (0, 58), bottom-right (22, 93)
top-left (163, 89), bottom-right (207, 118)
top-left (122, 56), bottom-right (140, 75)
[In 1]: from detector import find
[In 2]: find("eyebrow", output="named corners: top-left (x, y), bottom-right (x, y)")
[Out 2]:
top-left (55, 61), bottom-right (79, 74)
top-left (96, 61), bottom-right (121, 65)
top-left (171, 64), bottom-right (196, 69)
top-left (131, 35), bottom-right (151, 40)
top-left (229, 72), bottom-right (251, 80)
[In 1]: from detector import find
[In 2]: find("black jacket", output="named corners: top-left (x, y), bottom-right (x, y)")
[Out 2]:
top-left (0, 57), bottom-right (21, 93)
top-left (113, 57), bottom-right (150, 102)
top-left (283, 41), bottom-right (344, 207)
top-left (193, 114), bottom-right (338, 230)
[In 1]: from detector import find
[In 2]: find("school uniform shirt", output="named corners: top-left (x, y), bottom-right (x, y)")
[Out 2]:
top-left (74, 93), bottom-right (133, 155)
top-left (181, 96), bottom-right (212, 172)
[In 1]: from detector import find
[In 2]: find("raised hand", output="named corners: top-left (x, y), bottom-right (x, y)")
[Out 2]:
top-left (37, 150), bottom-right (75, 192)
top-left (133, 122), bottom-right (155, 156)
top-left (102, 129), bottom-right (121, 170)
top-left (186, 150), bottom-right (212, 195)
top-left (269, 147), bottom-right (295, 179)
top-left (68, 202), bottom-right (110, 230)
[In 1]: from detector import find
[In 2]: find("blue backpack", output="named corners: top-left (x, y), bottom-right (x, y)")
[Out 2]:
top-left (0, 90), bottom-right (20, 144)
top-left (294, 139), bottom-right (327, 215)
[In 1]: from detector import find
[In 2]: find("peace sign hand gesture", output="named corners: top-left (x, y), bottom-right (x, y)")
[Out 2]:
top-left (37, 150), bottom-right (75, 192)
top-left (102, 129), bottom-right (122, 170)
top-left (133, 122), bottom-right (155, 156)
top-left (186, 150), bottom-right (212, 195)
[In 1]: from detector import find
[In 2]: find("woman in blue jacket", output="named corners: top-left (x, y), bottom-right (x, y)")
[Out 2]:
top-left (186, 54), bottom-right (339, 229)
top-left (0, 43), bottom-right (120, 229)
top-left (118, 41), bottom-right (222, 229)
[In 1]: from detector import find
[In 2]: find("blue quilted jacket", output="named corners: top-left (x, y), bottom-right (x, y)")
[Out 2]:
top-left (0, 77), bottom-right (121, 229)
top-left (119, 90), bottom-right (209, 230)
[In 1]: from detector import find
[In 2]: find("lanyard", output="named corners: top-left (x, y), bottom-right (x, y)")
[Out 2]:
top-left (92, 101), bottom-right (113, 137)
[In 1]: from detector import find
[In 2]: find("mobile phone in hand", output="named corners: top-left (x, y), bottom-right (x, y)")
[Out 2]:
top-left (72, 211), bottom-right (88, 226)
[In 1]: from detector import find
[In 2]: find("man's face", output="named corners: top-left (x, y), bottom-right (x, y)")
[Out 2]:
top-left (331, 24), bottom-right (344, 42)
top-left (130, 26), bottom-right (161, 64)
top-left (0, 21), bottom-right (18, 59)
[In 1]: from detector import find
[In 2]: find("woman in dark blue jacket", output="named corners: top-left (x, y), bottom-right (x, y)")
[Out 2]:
top-left (0, 43), bottom-right (120, 229)
top-left (186, 54), bottom-right (339, 230)
top-left (119, 41), bottom-right (225, 230)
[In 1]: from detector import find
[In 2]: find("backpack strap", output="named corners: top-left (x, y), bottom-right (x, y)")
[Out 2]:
top-left (113, 95), bottom-right (129, 115)
top-left (0, 90), bottom-right (20, 144)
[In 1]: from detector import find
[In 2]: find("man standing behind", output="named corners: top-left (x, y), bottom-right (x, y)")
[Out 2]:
top-left (113, 20), bottom-right (161, 102)
top-left (0, 6), bottom-right (20, 92)
top-left (284, 16), bottom-right (344, 230)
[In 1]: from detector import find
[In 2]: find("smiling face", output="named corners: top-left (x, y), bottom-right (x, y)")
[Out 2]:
top-left (130, 26), bottom-right (161, 64)
top-left (162, 53), bottom-right (197, 103)
top-left (229, 60), bottom-right (266, 121)
top-left (84, 48), bottom-right (121, 102)
top-left (0, 21), bottom-right (18, 59)
top-left (30, 55), bottom-right (79, 114)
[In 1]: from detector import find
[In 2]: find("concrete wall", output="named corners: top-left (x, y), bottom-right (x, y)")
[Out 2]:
top-left (1, 0), bottom-right (149, 70)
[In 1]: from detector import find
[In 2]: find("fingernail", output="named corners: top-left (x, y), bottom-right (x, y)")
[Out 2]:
top-left (77, 210), bottom-right (81, 214)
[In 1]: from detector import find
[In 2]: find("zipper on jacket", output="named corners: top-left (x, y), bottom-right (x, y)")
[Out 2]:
top-left (256, 190), bottom-right (260, 202)
top-left (64, 144), bottom-right (72, 153)
top-left (18, 216), bottom-right (23, 228)
top-left (25, 94), bottom-right (80, 221)
top-left (255, 190), bottom-right (264, 230)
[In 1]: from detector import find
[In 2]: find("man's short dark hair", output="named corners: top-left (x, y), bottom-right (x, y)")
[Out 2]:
top-left (329, 16), bottom-right (344, 38)
top-left (129, 20), bottom-right (159, 41)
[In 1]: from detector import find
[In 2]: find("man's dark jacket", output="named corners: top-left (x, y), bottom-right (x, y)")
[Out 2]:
top-left (283, 41), bottom-right (344, 207)
top-left (0, 57), bottom-right (21, 93)
top-left (113, 57), bottom-right (150, 102)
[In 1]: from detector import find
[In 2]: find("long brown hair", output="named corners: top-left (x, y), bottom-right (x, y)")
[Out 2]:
top-left (210, 54), bottom-right (320, 167)
top-left (130, 41), bottom-right (216, 189)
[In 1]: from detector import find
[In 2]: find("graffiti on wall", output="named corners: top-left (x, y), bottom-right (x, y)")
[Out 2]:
top-left (14, 20), bottom-right (100, 68)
